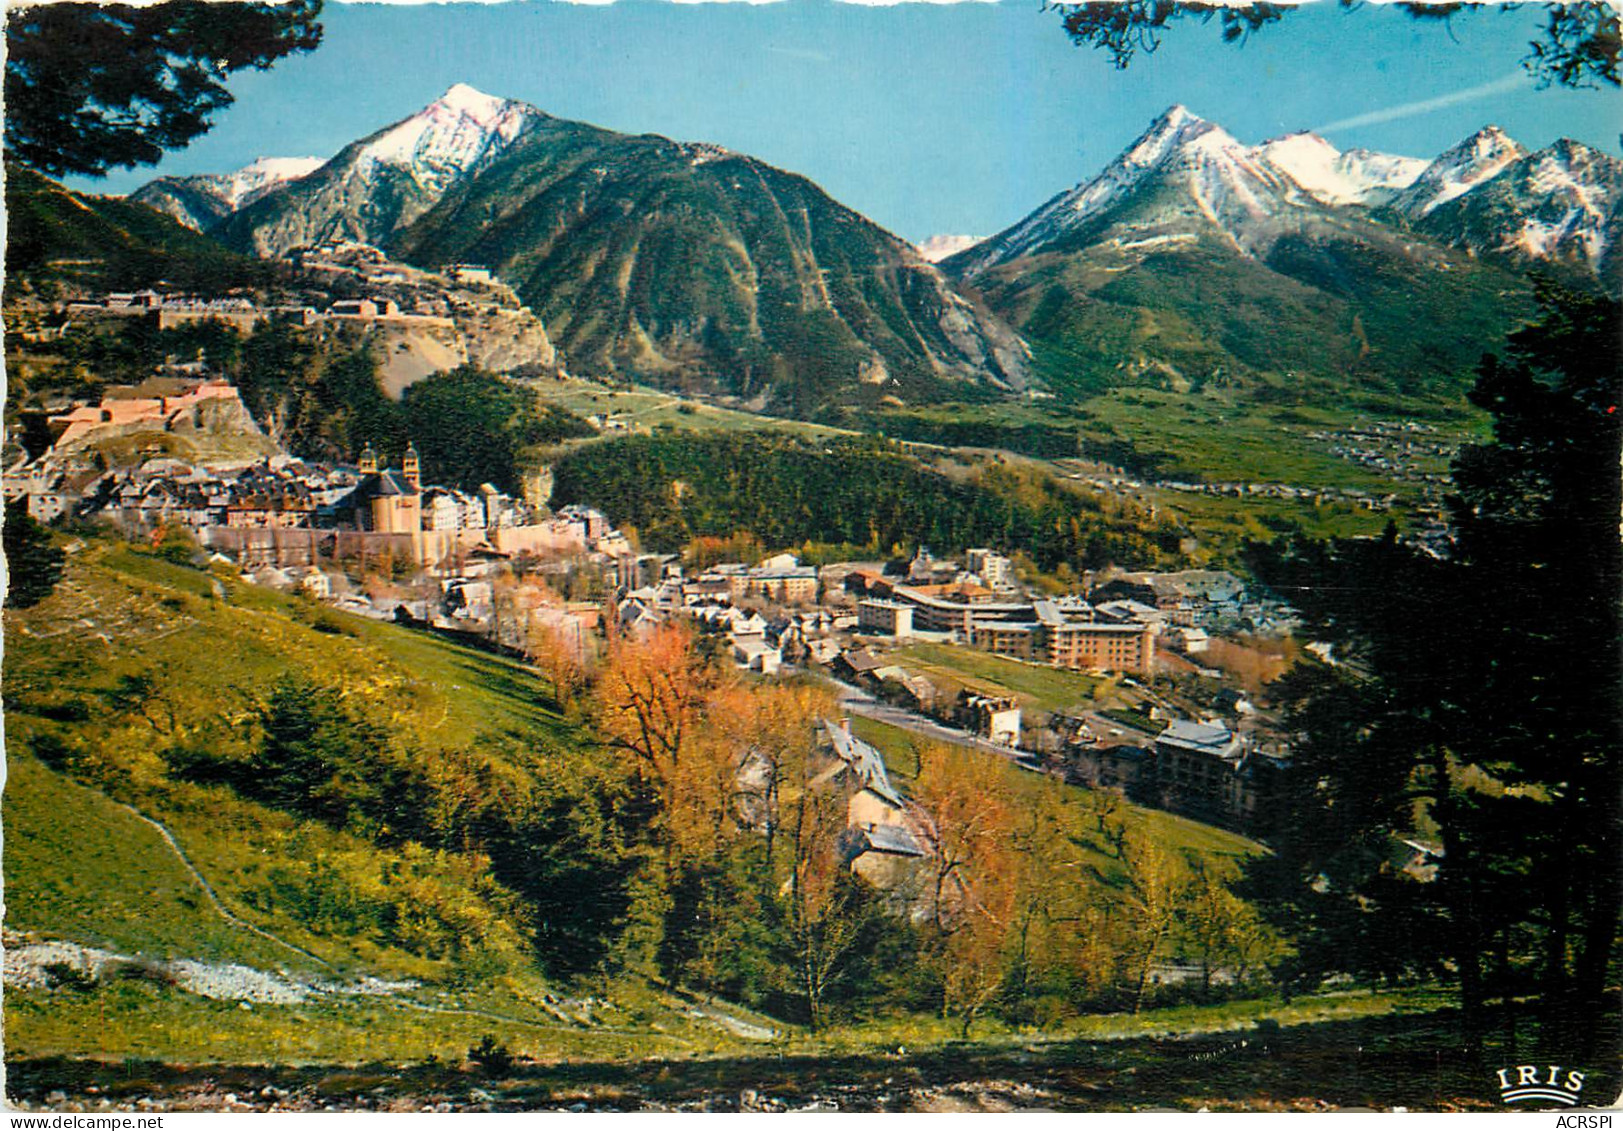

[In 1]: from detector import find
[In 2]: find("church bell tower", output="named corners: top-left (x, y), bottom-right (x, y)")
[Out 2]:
top-left (403, 441), bottom-right (421, 491)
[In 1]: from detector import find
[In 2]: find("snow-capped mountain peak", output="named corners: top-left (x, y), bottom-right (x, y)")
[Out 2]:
top-left (1121, 105), bottom-right (1229, 169)
top-left (1459, 125), bottom-right (1522, 161)
top-left (1143, 104), bottom-right (1206, 142)
top-left (1392, 125), bottom-right (1529, 218)
top-left (1409, 135), bottom-right (1623, 277)
top-left (189, 83), bottom-right (551, 256)
top-left (916, 234), bottom-right (984, 263)
top-left (1254, 132), bottom-right (1426, 207)
top-left (219, 156), bottom-right (326, 207)
top-left (955, 105), bottom-right (1305, 273)
top-left (437, 82), bottom-right (513, 123)
top-left (353, 83), bottom-right (541, 192)
top-left (955, 107), bottom-right (1608, 282)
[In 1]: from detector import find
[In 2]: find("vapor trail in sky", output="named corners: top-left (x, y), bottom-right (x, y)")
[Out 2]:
top-left (1313, 71), bottom-right (1529, 134)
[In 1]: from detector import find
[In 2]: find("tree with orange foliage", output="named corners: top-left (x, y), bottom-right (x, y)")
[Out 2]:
top-left (595, 622), bottom-right (718, 820)
top-left (712, 683), bottom-right (874, 1029)
top-left (594, 623), bottom-right (724, 973)
top-left (533, 624), bottom-right (588, 708)
top-left (528, 612), bottom-right (589, 710)
top-left (912, 743), bottom-right (1020, 1037)
top-left (597, 636), bottom-right (895, 1019)
top-left (653, 689), bottom-right (761, 990)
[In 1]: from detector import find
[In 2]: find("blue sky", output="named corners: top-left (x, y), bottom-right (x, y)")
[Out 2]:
top-left (77, 0), bottom-right (1621, 243)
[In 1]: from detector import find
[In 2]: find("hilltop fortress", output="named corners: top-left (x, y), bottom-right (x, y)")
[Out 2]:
top-left (45, 375), bottom-right (258, 450)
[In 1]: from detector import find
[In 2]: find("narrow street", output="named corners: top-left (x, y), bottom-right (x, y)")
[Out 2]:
top-left (820, 675), bottom-right (1037, 766)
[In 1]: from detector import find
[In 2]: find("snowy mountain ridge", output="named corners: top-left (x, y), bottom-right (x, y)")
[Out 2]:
top-left (135, 92), bottom-right (1619, 286)
top-left (1387, 126), bottom-right (1529, 219)
top-left (1254, 133), bottom-right (1428, 207)
top-left (209, 156), bottom-right (327, 208)
top-left (201, 84), bottom-right (551, 257)
top-left (129, 155), bottom-right (326, 231)
top-left (1408, 136), bottom-right (1623, 283)
top-left (950, 105), bottom-right (1618, 283)
top-left (951, 105), bottom-right (1394, 275)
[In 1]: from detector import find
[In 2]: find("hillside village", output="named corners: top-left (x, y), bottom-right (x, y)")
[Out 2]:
top-left (8, 346), bottom-right (1307, 843)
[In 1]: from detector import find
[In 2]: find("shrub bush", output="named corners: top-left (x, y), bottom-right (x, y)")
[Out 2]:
top-left (468, 1034), bottom-right (515, 1077)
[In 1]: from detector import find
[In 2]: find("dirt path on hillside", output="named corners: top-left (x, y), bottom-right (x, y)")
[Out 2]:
top-left (106, 796), bottom-right (336, 971)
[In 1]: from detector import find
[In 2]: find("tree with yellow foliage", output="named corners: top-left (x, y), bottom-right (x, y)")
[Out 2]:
top-left (1001, 787), bottom-right (1096, 1024)
top-left (713, 684), bottom-right (878, 1029)
top-left (782, 720), bottom-right (868, 1028)
top-left (1118, 828), bottom-right (1191, 1014)
top-left (1181, 855), bottom-right (1280, 997)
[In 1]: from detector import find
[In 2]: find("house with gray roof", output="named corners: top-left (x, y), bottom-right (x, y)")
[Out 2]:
top-left (1151, 719), bottom-right (1282, 830)
top-left (824, 719), bottom-right (904, 808)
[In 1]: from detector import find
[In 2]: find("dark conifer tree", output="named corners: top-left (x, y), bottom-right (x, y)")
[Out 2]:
top-left (1054, 0), bottom-right (1618, 91)
top-left (5, 0), bottom-right (323, 178)
top-left (1239, 281), bottom-right (1622, 1051)
top-left (3, 510), bottom-right (66, 609)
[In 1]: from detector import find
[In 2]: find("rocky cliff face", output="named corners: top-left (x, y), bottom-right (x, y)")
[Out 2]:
top-left (458, 302), bottom-right (559, 377)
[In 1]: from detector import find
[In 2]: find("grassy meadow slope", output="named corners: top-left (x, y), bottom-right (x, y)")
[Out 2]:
top-left (1, 537), bottom-right (1499, 1108)
top-left (926, 183), bottom-right (1533, 495)
top-left (2, 542), bottom-right (721, 1062)
top-left (966, 235), bottom-right (1534, 403)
